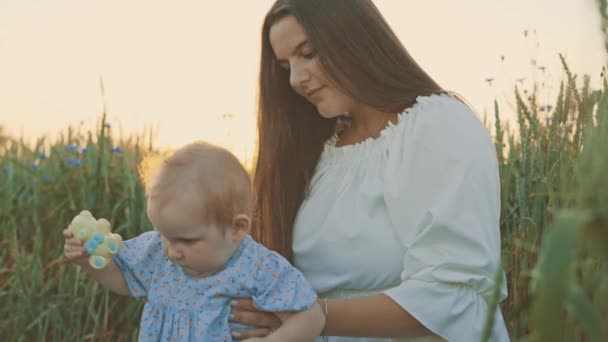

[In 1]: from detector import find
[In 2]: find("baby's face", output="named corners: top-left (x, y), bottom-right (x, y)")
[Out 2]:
top-left (147, 197), bottom-right (240, 277)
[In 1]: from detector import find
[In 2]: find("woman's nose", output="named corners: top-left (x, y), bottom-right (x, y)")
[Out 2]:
top-left (289, 63), bottom-right (311, 90)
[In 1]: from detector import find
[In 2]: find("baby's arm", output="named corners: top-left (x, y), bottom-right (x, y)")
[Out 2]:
top-left (269, 300), bottom-right (325, 342)
top-left (249, 248), bottom-right (327, 341)
top-left (63, 229), bottom-right (131, 296)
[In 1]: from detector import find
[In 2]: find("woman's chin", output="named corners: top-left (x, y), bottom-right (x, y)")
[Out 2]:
top-left (316, 107), bottom-right (345, 119)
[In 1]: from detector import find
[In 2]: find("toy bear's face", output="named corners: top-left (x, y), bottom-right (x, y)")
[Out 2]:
top-left (70, 210), bottom-right (110, 239)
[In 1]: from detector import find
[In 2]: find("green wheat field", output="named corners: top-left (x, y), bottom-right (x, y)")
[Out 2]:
top-left (1, 54), bottom-right (607, 341)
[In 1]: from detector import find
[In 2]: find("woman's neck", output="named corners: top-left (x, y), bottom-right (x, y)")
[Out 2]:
top-left (337, 107), bottom-right (398, 146)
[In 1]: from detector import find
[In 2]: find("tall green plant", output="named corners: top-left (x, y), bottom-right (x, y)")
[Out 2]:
top-left (0, 113), bottom-right (154, 340)
top-left (484, 54), bottom-right (608, 340)
top-left (531, 74), bottom-right (608, 341)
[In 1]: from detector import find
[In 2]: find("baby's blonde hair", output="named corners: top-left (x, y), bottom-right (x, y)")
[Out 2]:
top-left (142, 142), bottom-right (252, 229)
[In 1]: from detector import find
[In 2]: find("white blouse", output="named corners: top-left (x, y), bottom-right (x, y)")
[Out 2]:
top-left (293, 94), bottom-right (510, 342)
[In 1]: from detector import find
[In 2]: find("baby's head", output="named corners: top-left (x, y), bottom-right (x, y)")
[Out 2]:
top-left (145, 142), bottom-right (253, 277)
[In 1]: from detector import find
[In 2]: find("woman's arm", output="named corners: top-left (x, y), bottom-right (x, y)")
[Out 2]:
top-left (229, 295), bottom-right (434, 340)
top-left (322, 294), bottom-right (433, 338)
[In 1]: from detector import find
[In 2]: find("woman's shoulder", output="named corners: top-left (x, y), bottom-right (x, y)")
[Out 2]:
top-left (391, 92), bottom-right (492, 150)
top-left (384, 92), bottom-right (497, 182)
top-left (397, 93), bottom-right (483, 133)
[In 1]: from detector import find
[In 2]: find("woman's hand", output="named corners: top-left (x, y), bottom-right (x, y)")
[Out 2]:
top-left (229, 299), bottom-right (282, 340)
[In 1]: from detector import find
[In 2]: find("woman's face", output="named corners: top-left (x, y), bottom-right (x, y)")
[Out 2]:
top-left (269, 15), bottom-right (356, 118)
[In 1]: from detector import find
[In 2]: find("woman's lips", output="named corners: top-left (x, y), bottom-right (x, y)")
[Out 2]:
top-left (306, 86), bottom-right (325, 100)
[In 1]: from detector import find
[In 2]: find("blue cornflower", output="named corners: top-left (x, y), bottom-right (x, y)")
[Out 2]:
top-left (81, 147), bottom-right (88, 154)
top-left (111, 146), bottom-right (122, 154)
top-left (38, 152), bottom-right (47, 160)
top-left (66, 157), bottom-right (82, 167)
top-left (66, 144), bottom-right (78, 151)
top-left (30, 163), bottom-right (38, 169)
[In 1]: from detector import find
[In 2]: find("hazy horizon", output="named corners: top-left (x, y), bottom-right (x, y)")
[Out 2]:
top-left (1, 0), bottom-right (606, 162)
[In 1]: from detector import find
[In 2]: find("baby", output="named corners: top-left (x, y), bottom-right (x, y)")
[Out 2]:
top-left (63, 142), bottom-right (325, 341)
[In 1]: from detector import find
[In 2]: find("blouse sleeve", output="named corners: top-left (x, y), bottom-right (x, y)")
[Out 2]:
top-left (112, 231), bottom-right (163, 298)
top-left (383, 96), bottom-right (509, 341)
top-left (252, 251), bottom-right (318, 312)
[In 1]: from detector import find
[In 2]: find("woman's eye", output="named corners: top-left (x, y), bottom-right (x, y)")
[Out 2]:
top-left (303, 51), bottom-right (317, 59)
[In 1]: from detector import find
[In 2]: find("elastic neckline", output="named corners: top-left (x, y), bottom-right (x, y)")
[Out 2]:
top-left (322, 93), bottom-right (450, 160)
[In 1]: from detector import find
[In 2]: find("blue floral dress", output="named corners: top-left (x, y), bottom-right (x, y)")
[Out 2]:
top-left (113, 232), bottom-right (317, 341)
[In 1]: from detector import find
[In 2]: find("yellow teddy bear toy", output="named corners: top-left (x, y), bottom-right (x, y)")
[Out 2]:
top-left (68, 210), bottom-right (123, 269)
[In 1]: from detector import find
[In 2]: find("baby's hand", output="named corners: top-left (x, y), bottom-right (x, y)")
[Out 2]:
top-left (63, 229), bottom-right (90, 267)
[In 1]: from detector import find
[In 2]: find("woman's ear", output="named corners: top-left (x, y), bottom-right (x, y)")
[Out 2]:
top-left (231, 214), bottom-right (251, 240)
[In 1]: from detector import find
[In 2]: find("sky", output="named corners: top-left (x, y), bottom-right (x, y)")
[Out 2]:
top-left (0, 0), bottom-right (605, 163)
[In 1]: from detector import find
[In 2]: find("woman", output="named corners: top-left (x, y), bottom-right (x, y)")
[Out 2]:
top-left (230, 0), bottom-right (509, 341)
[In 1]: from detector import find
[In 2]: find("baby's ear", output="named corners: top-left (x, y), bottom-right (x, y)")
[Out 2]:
top-left (231, 214), bottom-right (251, 238)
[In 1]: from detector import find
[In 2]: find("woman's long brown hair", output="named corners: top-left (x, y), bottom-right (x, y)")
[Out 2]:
top-left (252, 0), bottom-right (446, 261)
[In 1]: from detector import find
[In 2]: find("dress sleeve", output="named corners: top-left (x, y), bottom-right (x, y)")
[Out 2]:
top-left (252, 251), bottom-right (318, 312)
top-left (112, 231), bottom-right (163, 298)
top-left (383, 96), bottom-right (509, 341)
